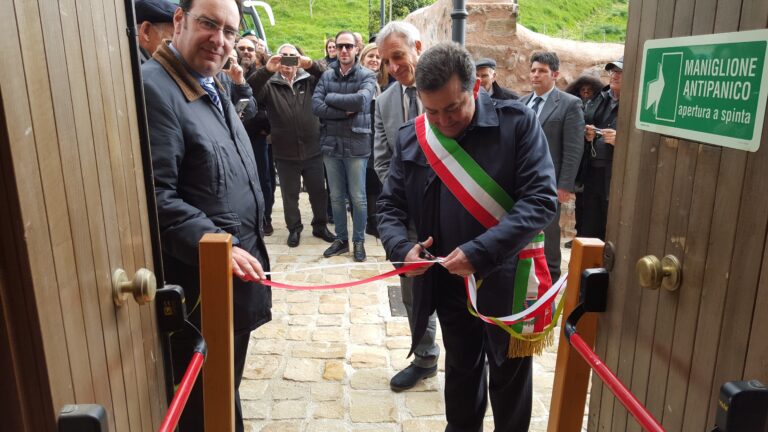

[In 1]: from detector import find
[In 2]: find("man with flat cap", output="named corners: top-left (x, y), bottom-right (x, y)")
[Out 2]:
top-left (475, 57), bottom-right (518, 101)
top-left (134, 0), bottom-right (176, 63)
top-left (580, 56), bottom-right (623, 240)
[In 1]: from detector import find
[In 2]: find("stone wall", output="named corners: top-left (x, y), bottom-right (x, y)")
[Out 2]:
top-left (405, 0), bottom-right (625, 95)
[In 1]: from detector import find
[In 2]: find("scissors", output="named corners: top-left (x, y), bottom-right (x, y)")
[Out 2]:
top-left (417, 241), bottom-right (436, 260)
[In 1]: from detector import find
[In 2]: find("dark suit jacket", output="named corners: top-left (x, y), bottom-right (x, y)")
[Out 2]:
top-left (377, 92), bottom-right (557, 365)
top-left (521, 88), bottom-right (585, 192)
top-left (143, 43), bottom-right (271, 333)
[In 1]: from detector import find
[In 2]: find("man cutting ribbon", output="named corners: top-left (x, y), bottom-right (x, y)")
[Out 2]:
top-left (377, 42), bottom-right (558, 431)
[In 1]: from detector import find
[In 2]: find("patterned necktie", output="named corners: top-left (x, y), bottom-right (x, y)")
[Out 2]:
top-left (201, 79), bottom-right (223, 112)
top-left (531, 96), bottom-right (543, 117)
top-left (405, 86), bottom-right (419, 120)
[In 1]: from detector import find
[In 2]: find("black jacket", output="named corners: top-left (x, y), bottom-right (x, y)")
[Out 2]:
top-left (143, 43), bottom-right (271, 333)
top-left (248, 63), bottom-right (326, 161)
top-left (491, 81), bottom-right (519, 101)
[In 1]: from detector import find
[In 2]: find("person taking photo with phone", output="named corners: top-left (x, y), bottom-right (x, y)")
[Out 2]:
top-left (581, 56), bottom-right (623, 240)
top-left (247, 43), bottom-right (336, 247)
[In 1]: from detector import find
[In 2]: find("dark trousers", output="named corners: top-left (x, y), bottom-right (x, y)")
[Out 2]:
top-left (365, 166), bottom-right (382, 234)
top-left (173, 331), bottom-right (251, 432)
top-left (251, 135), bottom-right (275, 223)
top-left (581, 166), bottom-right (609, 240)
top-left (274, 155), bottom-right (328, 232)
top-left (543, 203), bottom-right (562, 281)
top-left (434, 269), bottom-right (532, 432)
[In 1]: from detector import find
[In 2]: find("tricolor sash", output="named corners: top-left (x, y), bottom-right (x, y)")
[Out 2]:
top-left (414, 114), bottom-right (555, 358)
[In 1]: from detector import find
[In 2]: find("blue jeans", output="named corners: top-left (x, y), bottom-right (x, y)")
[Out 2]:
top-left (323, 156), bottom-right (367, 242)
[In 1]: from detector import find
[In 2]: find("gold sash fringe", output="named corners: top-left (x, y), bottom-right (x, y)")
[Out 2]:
top-left (507, 331), bottom-right (554, 358)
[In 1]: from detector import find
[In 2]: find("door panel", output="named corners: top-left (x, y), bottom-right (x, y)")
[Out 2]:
top-left (588, 0), bottom-right (768, 431)
top-left (590, 0), bottom-right (768, 430)
top-left (0, 0), bottom-right (165, 430)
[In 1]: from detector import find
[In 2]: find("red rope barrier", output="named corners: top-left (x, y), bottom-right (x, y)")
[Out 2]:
top-left (569, 333), bottom-right (665, 432)
top-left (158, 351), bottom-right (205, 432)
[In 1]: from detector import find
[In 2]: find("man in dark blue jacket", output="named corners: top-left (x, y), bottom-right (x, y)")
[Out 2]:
top-left (313, 30), bottom-right (377, 262)
top-left (377, 42), bottom-right (557, 431)
top-left (142, 0), bottom-right (268, 430)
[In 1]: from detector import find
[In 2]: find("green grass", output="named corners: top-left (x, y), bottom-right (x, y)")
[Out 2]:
top-left (517, 0), bottom-right (628, 43)
top-left (260, 0), bottom-right (371, 59)
top-left (258, 0), bottom-right (628, 58)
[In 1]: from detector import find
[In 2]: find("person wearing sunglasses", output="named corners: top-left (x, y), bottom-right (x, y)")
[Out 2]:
top-left (142, 0), bottom-right (270, 430)
top-left (312, 31), bottom-right (377, 262)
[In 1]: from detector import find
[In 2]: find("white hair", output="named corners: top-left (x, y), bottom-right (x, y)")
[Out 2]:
top-left (377, 21), bottom-right (421, 48)
top-left (276, 43), bottom-right (297, 54)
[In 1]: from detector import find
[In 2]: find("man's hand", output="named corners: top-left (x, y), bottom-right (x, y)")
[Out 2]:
top-left (557, 188), bottom-right (575, 204)
top-left (298, 55), bottom-right (313, 70)
top-left (402, 236), bottom-right (436, 277)
top-left (601, 128), bottom-right (617, 145)
top-left (227, 61), bottom-right (245, 85)
top-left (585, 124), bottom-right (597, 141)
top-left (265, 55), bottom-right (282, 73)
top-left (441, 247), bottom-right (475, 277)
top-left (232, 246), bottom-right (266, 282)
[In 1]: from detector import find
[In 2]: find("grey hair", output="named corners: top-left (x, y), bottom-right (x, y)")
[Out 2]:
top-left (377, 21), bottom-right (421, 49)
top-left (276, 43), bottom-right (297, 54)
top-left (530, 51), bottom-right (560, 72)
top-left (416, 42), bottom-right (475, 93)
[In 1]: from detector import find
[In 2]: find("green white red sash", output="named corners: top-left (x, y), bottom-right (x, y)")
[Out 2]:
top-left (414, 113), bottom-right (559, 357)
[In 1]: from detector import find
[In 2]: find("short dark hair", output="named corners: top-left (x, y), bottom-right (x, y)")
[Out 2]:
top-left (179, 0), bottom-right (243, 17)
top-left (415, 42), bottom-right (475, 93)
top-left (530, 51), bottom-right (560, 72)
top-left (335, 30), bottom-right (355, 43)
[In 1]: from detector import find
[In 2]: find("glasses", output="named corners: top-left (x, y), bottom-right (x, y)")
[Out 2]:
top-left (237, 46), bottom-right (255, 52)
top-left (609, 69), bottom-right (623, 75)
top-left (336, 43), bottom-right (355, 51)
top-left (185, 12), bottom-right (238, 42)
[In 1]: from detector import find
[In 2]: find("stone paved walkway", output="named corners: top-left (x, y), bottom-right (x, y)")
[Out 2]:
top-left (242, 190), bottom-right (585, 432)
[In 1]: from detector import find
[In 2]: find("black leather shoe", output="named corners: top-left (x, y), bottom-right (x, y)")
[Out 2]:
top-left (353, 241), bottom-right (366, 262)
top-left (287, 228), bottom-right (302, 247)
top-left (312, 226), bottom-right (335, 243)
top-left (263, 221), bottom-right (274, 236)
top-left (390, 364), bottom-right (438, 392)
top-left (323, 239), bottom-right (349, 257)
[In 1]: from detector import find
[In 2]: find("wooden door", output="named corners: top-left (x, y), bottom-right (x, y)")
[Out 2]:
top-left (589, 0), bottom-right (768, 431)
top-left (0, 0), bottom-right (165, 430)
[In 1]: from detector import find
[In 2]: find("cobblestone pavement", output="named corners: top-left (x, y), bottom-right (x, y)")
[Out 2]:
top-left (243, 190), bottom-right (586, 431)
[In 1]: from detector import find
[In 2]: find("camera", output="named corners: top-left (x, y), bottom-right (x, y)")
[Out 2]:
top-left (280, 55), bottom-right (299, 66)
top-left (593, 127), bottom-right (603, 137)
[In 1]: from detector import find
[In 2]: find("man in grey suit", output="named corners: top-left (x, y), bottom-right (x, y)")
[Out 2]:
top-left (374, 21), bottom-right (440, 391)
top-left (520, 51), bottom-right (585, 282)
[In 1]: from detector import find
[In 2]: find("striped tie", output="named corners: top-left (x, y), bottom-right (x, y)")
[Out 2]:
top-left (201, 79), bottom-right (223, 112)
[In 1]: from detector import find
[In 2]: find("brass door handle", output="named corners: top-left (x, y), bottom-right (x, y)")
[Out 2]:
top-left (636, 255), bottom-right (681, 291)
top-left (635, 255), bottom-right (682, 291)
top-left (112, 268), bottom-right (157, 306)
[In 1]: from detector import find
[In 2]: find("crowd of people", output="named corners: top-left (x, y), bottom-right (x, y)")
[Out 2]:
top-left (135, 0), bottom-right (622, 430)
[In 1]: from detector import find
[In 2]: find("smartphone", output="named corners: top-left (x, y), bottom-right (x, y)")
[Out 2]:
top-left (235, 98), bottom-right (249, 114)
top-left (222, 57), bottom-right (232, 71)
top-left (280, 55), bottom-right (299, 66)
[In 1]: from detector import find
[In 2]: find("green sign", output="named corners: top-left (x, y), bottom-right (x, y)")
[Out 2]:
top-left (636, 29), bottom-right (768, 152)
